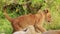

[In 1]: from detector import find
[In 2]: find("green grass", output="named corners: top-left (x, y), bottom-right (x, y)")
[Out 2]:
top-left (0, 0), bottom-right (60, 34)
top-left (44, 0), bottom-right (60, 30)
top-left (0, 19), bottom-right (13, 34)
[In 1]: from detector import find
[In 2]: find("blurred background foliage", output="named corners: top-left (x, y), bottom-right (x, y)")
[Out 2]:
top-left (0, 0), bottom-right (60, 34)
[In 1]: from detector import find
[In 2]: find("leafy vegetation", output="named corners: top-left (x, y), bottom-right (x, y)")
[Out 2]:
top-left (0, 0), bottom-right (60, 34)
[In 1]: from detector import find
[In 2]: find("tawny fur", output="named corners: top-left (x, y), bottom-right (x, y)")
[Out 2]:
top-left (3, 7), bottom-right (51, 33)
top-left (13, 25), bottom-right (41, 34)
top-left (43, 30), bottom-right (60, 34)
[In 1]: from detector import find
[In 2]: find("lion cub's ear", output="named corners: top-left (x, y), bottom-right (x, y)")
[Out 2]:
top-left (43, 9), bottom-right (49, 13)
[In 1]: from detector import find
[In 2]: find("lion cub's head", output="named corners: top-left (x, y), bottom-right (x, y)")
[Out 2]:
top-left (43, 9), bottom-right (51, 22)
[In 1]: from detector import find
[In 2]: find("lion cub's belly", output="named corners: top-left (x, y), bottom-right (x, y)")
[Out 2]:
top-left (18, 19), bottom-right (35, 29)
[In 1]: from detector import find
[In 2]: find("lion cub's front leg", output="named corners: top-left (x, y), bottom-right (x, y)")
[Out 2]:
top-left (35, 24), bottom-right (46, 33)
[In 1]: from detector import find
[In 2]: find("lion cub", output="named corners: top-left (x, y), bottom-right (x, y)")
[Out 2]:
top-left (3, 6), bottom-right (51, 33)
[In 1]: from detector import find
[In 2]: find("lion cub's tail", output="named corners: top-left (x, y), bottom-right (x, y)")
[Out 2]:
top-left (3, 5), bottom-right (13, 22)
